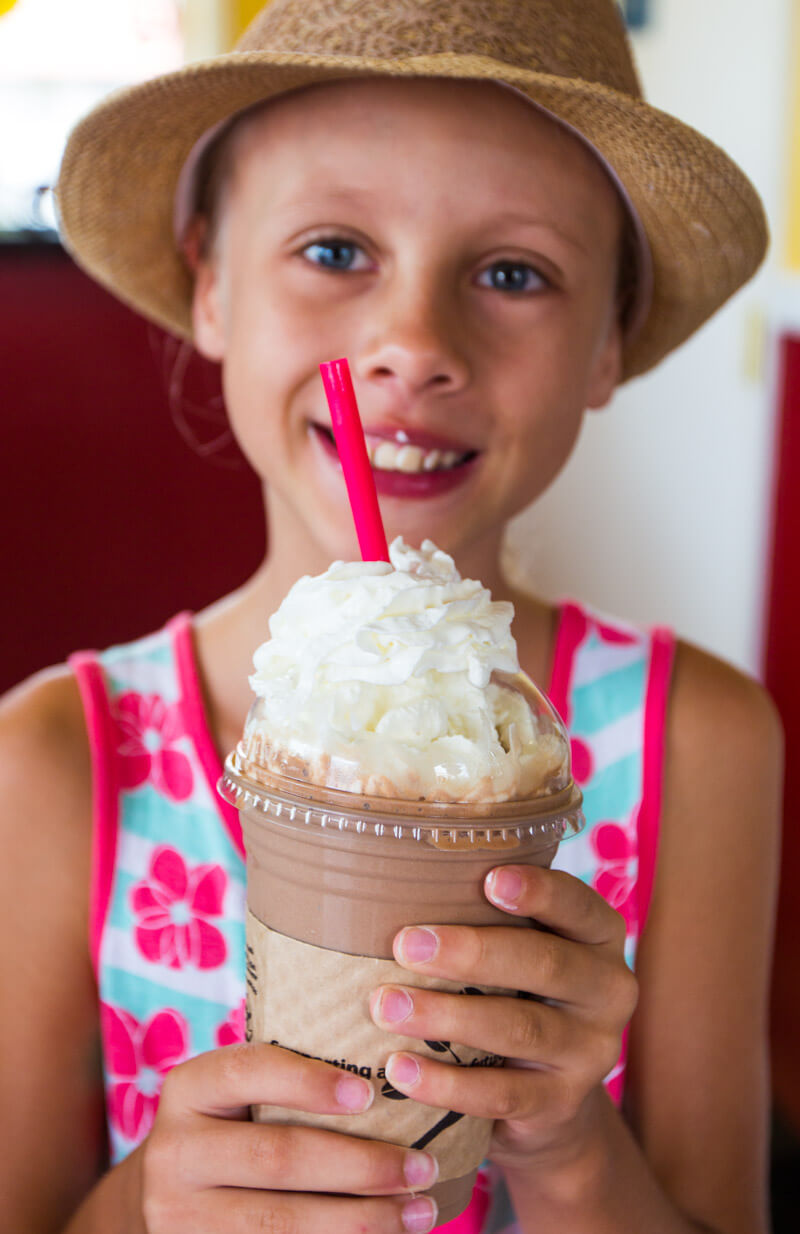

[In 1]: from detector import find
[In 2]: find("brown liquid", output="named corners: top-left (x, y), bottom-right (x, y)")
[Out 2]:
top-left (229, 764), bottom-right (576, 1226)
top-left (242, 796), bottom-right (558, 955)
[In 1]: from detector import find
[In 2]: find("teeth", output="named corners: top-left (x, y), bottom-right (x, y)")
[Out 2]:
top-left (396, 445), bottom-right (425, 473)
top-left (367, 438), bottom-right (467, 473)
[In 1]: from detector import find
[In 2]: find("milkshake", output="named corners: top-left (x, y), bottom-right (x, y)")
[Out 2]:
top-left (221, 538), bottom-right (583, 1224)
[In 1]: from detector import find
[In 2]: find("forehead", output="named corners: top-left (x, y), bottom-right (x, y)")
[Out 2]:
top-left (224, 77), bottom-right (621, 235)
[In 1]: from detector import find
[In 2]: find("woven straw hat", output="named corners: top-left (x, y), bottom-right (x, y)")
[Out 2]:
top-left (57, 0), bottom-right (768, 381)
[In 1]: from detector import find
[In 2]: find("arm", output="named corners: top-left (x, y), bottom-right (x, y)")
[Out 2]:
top-left (370, 641), bottom-right (782, 1234)
top-left (0, 669), bottom-right (103, 1232)
top-left (0, 672), bottom-right (440, 1234)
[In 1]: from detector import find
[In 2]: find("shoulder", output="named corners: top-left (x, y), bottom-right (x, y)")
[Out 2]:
top-left (625, 642), bottom-right (780, 1232)
top-left (665, 639), bottom-right (783, 809)
top-left (0, 665), bottom-right (93, 944)
top-left (0, 663), bottom-right (91, 798)
top-left (644, 636), bottom-right (782, 979)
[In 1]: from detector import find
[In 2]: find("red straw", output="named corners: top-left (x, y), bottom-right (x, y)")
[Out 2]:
top-left (319, 358), bottom-right (390, 563)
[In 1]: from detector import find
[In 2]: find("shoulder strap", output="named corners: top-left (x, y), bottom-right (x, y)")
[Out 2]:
top-left (169, 613), bottom-right (244, 858)
top-left (68, 651), bottom-right (120, 978)
top-left (637, 627), bottom-right (676, 928)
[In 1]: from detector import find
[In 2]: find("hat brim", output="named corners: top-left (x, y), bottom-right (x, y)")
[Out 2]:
top-left (57, 51), bottom-right (768, 381)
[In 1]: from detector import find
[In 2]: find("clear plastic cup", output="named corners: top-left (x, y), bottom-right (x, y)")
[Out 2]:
top-left (220, 671), bottom-right (583, 1225)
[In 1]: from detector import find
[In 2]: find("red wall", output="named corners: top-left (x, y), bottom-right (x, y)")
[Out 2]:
top-left (0, 244), bottom-right (265, 694)
top-left (765, 333), bottom-right (800, 1133)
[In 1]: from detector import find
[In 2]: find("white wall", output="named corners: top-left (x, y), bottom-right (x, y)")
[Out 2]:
top-left (505, 0), bottom-right (797, 677)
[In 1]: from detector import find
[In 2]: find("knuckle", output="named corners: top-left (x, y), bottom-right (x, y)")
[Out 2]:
top-left (216, 1041), bottom-right (256, 1090)
top-left (141, 1188), bottom-right (179, 1234)
top-left (250, 1124), bottom-right (293, 1179)
top-left (142, 1124), bottom-right (178, 1181)
top-left (608, 963), bottom-right (638, 1021)
top-left (537, 934), bottom-right (564, 987)
top-left (551, 1077), bottom-right (581, 1126)
top-left (489, 1074), bottom-right (524, 1120)
top-left (460, 925), bottom-right (487, 971)
top-left (507, 1006), bottom-right (543, 1057)
top-left (594, 1028), bottom-right (623, 1080)
top-left (255, 1200), bottom-right (297, 1234)
top-left (156, 1061), bottom-right (181, 1112)
top-left (600, 1026), bottom-right (624, 1076)
top-left (608, 906), bottom-right (628, 946)
top-left (622, 967), bottom-right (639, 1017)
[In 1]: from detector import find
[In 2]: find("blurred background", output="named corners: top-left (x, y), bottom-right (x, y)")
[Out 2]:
top-left (1, 0), bottom-right (799, 1225)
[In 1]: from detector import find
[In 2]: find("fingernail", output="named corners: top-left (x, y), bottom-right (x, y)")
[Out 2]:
top-left (386, 1052), bottom-right (421, 1089)
top-left (402, 1196), bottom-right (438, 1232)
top-left (398, 927), bottom-right (438, 964)
top-left (488, 867), bottom-right (523, 909)
top-left (403, 1149), bottom-right (439, 1188)
top-left (335, 1073), bottom-right (373, 1112)
top-left (378, 986), bottom-right (414, 1025)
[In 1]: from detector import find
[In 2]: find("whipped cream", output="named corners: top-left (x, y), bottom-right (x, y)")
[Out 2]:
top-left (243, 538), bottom-right (567, 802)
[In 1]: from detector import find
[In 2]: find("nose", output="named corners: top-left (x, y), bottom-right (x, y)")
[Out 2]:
top-left (353, 277), bottom-right (471, 400)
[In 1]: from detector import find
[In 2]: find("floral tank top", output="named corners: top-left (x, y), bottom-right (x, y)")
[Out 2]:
top-left (70, 603), bottom-right (674, 1234)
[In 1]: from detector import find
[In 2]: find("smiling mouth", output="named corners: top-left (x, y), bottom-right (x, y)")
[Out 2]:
top-left (311, 423), bottom-right (479, 474)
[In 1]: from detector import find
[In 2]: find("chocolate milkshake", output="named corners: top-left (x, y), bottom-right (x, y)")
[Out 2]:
top-left (220, 538), bottom-right (583, 1225)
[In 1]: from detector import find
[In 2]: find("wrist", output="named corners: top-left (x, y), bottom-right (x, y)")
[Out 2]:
top-left (495, 1086), bottom-right (613, 1209)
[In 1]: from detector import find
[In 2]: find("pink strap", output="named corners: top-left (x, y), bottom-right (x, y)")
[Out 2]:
top-left (637, 628), bottom-right (676, 928)
top-left (169, 613), bottom-right (245, 859)
top-left (68, 652), bottom-right (121, 978)
top-left (547, 601), bottom-right (587, 725)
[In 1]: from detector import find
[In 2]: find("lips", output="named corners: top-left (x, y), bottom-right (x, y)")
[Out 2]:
top-left (310, 421), bottom-right (481, 498)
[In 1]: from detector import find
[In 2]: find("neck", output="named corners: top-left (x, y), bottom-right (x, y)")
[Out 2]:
top-left (192, 486), bottom-right (542, 753)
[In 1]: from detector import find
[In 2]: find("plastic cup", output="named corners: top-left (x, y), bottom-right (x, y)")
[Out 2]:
top-left (220, 671), bottom-right (583, 1225)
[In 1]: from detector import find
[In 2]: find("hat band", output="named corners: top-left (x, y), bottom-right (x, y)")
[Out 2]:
top-left (173, 83), bottom-right (653, 344)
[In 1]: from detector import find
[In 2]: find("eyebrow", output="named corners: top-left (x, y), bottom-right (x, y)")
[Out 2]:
top-left (270, 190), bottom-right (593, 256)
top-left (488, 211), bottom-right (592, 256)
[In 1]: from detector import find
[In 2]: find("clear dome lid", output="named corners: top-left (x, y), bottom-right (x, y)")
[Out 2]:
top-left (237, 669), bottom-right (575, 809)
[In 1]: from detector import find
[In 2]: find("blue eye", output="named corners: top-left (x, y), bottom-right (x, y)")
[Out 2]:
top-left (302, 239), bottom-right (368, 271)
top-left (479, 261), bottom-right (547, 293)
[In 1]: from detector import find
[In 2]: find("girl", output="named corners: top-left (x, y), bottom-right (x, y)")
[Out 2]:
top-left (0, 2), bottom-right (781, 1232)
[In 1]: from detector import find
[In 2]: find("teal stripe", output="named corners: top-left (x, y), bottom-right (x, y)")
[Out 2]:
top-left (102, 964), bottom-right (244, 1056)
top-left (580, 750), bottom-right (641, 820)
top-left (571, 657), bottom-right (646, 734)
top-left (120, 786), bottom-right (245, 869)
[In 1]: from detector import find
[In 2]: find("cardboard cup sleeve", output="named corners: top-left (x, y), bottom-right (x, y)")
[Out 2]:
top-left (246, 910), bottom-right (507, 1179)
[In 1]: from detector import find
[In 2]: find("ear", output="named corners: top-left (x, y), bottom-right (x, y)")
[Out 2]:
top-left (183, 217), bottom-right (226, 362)
top-left (586, 318), bottom-right (623, 411)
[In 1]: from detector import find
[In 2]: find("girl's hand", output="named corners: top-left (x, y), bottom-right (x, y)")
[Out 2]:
top-left (137, 1043), bottom-right (439, 1233)
top-left (369, 865), bottom-right (638, 1171)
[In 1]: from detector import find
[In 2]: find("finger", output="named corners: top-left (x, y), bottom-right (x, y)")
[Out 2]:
top-left (382, 1049), bottom-right (560, 1124)
top-left (175, 1118), bottom-right (439, 1195)
top-left (160, 1187), bottom-right (438, 1234)
top-left (393, 923), bottom-right (618, 1004)
top-left (484, 865), bottom-right (627, 946)
top-left (371, 985), bottom-right (586, 1068)
top-left (159, 1043), bottom-right (374, 1121)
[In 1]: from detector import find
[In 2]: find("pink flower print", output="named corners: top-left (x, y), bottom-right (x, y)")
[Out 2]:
top-left (591, 822), bottom-right (637, 932)
top-left (132, 846), bottom-right (228, 969)
top-left (114, 692), bottom-right (193, 801)
top-left (216, 998), bottom-right (247, 1048)
top-left (570, 736), bottom-right (594, 785)
top-left (102, 1003), bottom-right (189, 1142)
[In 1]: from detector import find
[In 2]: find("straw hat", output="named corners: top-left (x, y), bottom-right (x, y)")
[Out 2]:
top-left (57, 0), bottom-right (768, 381)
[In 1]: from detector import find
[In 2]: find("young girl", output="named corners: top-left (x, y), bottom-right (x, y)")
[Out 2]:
top-left (1, 2), bottom-right (782, 1232)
